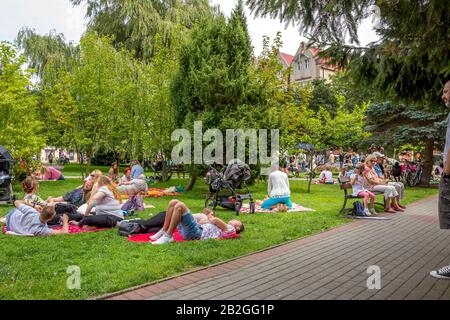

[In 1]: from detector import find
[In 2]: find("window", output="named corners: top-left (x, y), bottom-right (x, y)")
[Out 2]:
top-left (305, 58), bottom-right (310, 70)
top-left (298, 62), bottom-right (302, 70)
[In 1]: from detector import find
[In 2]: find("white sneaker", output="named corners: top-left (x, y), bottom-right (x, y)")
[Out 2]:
top-left (364, 208), bottom-right (371, 216)
top-left (369, 208), bottom-right (378, 216)
top-left (152, 234), bottom-right (174, 245)
top-left (149, 229), bottom-right (166, 241)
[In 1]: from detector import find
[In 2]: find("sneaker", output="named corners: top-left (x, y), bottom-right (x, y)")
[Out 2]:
top-left (369, 208), bottom-right (378, 216)
top-left (149, 229), bottom-right (166, 241)
top-left (430, 265), bottom-right (450, 280)
top-left (364, 208), bottom-right (371, 216)
top-left (152, 234), bottom-right (174, 245)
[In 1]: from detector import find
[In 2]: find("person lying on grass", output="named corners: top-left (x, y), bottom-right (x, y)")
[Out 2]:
top-left (70, 176), bottom-right (123, 229)
top-left (47, 178), bottom-right (94, 207)
top-left (150, 199), bottom-right (244, 245)
top-left (0, 200), bottom-right (69, 236)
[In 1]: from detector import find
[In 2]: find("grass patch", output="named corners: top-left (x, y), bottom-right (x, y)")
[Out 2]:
top-left (0, 178), bottom-right (437, 299)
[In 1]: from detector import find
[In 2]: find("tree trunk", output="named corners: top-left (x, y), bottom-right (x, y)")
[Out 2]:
top-left (185, 174), bottom-right (197, 191)
top-left (419, 138), bottom-right (434, 186)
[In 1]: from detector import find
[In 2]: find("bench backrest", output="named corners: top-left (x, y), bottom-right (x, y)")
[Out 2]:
top-left (338, 177), bottom-right (352, 191)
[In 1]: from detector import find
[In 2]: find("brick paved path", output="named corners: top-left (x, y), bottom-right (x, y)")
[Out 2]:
top-left (103, 195), bottom-right (450, 300)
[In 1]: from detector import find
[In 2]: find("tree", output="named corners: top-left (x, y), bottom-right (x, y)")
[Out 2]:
top-left (0, 42), bottom-right (46, 160)
top-left (365, 102), bottom-right (446, 184)
top-left (246, 0), bottom-right (450, 186)
top-left (71, 0), bottom-right (214, 60)
top-left (172, 3), bottom-right (257, 190)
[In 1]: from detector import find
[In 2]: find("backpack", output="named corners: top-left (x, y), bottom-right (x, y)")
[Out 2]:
top-left (352, 201), bottom-right (366, 216)
top-left (117, 220), bottom-right (144, 236)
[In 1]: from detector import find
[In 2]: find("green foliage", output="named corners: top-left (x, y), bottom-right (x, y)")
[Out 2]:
top-left (71, 0), bottom-right (214, 60)
top-left (0, 42), bottom-right (46, 159)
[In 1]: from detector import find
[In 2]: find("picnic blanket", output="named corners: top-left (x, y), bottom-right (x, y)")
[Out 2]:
top-left (239, 202), bottom-right (315, 214)
top-left (120, 188), bottom-right (180, 200)
top-left (128, 228), bottom-right (240, 243)
top-left (2, 225), bottom-right (107, 236)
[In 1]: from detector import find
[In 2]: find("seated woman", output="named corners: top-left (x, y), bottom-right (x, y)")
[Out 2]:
top-left (364, 155), bottom-right (403, 213)
top-left (350, 164), bottom-right (377, 216)
top-left (70, 176), bottom-right (123, 229)
top-left (261, 163), bottom-right (292, 210)
top-left (120, 167), bottom-right (132, 184)
top-left (40, 165), bottom-right (65, 181)
top-left (108, 162), bottom-right (119, 183)
top-left (150, 200), bottom-right (243, 245)
top-left (1, 200), bottom-right (69, 236)
top-left (318, 165), bottom-right (334, 184)
top-left (117, 174), bottom-right (148, 211)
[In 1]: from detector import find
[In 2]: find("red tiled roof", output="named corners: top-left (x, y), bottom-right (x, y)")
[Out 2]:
top-left (280, 52), bottom-right (294, 65)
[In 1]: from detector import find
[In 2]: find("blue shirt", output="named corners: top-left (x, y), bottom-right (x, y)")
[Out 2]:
top-left (131, 164), bottom-right (144, 179)
top-left (374, 164), bottom-right (383, 177)
top-left (6, 204), bottom-right (53, 236)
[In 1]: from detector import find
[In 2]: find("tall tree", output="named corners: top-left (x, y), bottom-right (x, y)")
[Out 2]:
top-left (71, 0), bottom-right (214, 60)
top-left (0, 42), bottom-right (46, 160)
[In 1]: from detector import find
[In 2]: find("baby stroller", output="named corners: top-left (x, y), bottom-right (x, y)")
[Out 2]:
top-left (0, 145), bottom-right (16, 204)
top-left (204, 160), bottom-right (255, 215)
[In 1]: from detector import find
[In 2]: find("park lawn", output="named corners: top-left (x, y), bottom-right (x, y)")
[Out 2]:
top-left (0, 178), bottom-right (438, 300)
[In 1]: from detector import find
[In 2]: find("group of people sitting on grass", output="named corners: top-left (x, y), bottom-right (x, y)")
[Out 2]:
top-left (0, 161), bottom-right (244, 244)
top-left (324, 152), bottom-right (406, 216)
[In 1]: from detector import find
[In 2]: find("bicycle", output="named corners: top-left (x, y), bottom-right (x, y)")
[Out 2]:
top-left (405, 160), bottom-right (423, 187)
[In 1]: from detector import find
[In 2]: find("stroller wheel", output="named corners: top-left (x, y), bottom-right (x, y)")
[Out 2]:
top-left (249, 201), bottom-right (256, 214)
top-left (234, 202), bottom-right (242, 216)
top-left (205, 197), bottom-right (216, 210)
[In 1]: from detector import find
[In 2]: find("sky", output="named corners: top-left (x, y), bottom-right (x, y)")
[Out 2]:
top-left (0, 0), bottom-right (379, 57)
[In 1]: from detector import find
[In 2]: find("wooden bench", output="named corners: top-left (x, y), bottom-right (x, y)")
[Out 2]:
top-left (338, 176), bottom-right (385, 215)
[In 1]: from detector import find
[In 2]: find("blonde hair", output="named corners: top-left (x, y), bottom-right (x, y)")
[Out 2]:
top-left (365, 155), bottom-right (377, 164)
top-left (21, 177), bottom-right (39, 194)
top-left (96, 176), bottom-right (121, 202)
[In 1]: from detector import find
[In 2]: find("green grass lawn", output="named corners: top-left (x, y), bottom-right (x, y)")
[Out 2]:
top-left (0, 178), bottom-right (438, 300)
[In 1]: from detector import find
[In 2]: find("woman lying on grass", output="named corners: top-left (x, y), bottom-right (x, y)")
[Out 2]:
top-left (70, 176), bottom-right (123, 229)
top-left (150, 200), bottom-right (244, 245)
top-left (0, 200), bottom-right (69, 236)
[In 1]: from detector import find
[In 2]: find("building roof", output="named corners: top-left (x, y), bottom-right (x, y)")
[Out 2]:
top-left (283, 43), bottom-right (340, 72)
top-left (279, 52), bottom-right (294, 66)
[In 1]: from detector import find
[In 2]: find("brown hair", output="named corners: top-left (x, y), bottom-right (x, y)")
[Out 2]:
top-left (123, 167), bottom-right (131, 174)
top-left (21, 177), bottom-right (39, 194)
top-left (97, 176), bottom-right (122, 202)
top-left (40, 206), bottom-right (56, 221)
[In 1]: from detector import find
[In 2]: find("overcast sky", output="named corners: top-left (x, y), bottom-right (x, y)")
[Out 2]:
top-left (0, 0), bottom-right (379, 56)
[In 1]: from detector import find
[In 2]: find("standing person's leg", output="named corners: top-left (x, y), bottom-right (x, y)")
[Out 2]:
top-left (430, 177), bottom-right (450, 279)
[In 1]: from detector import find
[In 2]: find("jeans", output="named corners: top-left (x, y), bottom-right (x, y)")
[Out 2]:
top-left (261, 196), bottom-right (293, 210)
top-left (177, 211), bottom-right (202, 240)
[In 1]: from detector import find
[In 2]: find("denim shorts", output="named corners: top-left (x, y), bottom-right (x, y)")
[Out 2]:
top-left (177, 211), bottom-right (202, 240)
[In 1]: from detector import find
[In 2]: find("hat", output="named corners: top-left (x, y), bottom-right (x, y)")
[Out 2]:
top-left (373, 152), bottom-right (385, 158)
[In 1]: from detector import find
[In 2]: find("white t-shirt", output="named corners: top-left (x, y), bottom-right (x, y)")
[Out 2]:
top-left (319, 170), bottom-right (334, 183)
top-left (268, 170), bottom-right (291, 198)
top-left (200, 224), bottom-right (236, 240)
top-left (350, 173), bottom-right (368, 196)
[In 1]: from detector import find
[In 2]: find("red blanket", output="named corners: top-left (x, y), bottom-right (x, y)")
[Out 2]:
top-left (127, 228), bottom-right (240, 243)
top-left (2, 225), bottom-right (106, 235)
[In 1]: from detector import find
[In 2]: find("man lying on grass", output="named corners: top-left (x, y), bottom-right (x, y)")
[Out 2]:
top-left (0, 200), bottom-right (69, 236)
top-left (150, 199), bottom-right (244, 245)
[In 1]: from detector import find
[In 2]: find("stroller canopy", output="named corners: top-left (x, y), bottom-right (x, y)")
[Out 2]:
top-left (0, 145), bottom-right (13, 161)
top-left (224, 159), bottom-right (251, 188)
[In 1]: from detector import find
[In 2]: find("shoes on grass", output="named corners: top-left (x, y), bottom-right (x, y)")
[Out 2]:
top-left (149, 229), bottom-right (166, 241)
top-left (152, 234), bottom-right (174, 245)
top-left (430, 265), bottom-right (450, 280)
